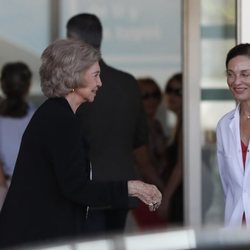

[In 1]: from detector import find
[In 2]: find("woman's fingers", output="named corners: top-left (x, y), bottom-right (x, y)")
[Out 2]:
top-left (148, 201), bottom-right (159, 212)
top-left (127, 180), bottom-right (162, 211)
top-left (144, 184), bottom-right (162, 211)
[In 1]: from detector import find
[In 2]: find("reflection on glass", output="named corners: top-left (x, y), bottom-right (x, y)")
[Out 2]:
top-left (60, 0), bottom-right (181, 90)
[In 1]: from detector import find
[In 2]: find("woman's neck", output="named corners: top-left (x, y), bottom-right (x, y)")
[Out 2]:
top-left (240, 102), bottom-right (250, 120)
top-left (65, 93), bottom-right (83, 113)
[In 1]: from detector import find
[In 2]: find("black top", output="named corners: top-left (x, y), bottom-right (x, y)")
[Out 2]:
top-left (76, 60), bottom-right (148, 181)
top-left (0, 97), bottom-right (128, 248)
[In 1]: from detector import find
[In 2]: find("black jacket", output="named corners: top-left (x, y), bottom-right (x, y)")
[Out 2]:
top-left (0, 98), bottom-right (128, 248)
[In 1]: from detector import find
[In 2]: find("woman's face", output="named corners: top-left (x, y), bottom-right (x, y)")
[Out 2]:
top-left (75, 61), bottom-right (102, 103)
top-left (141, 84), bottom-right (161, 118)
top-left (227, 55), bottom-right (250, 102)
top-left (165, 79), bottom-right (182, 113)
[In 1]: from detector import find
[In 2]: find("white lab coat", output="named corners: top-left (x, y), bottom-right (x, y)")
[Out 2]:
top-left (216, 103), bottom-right (250, 227)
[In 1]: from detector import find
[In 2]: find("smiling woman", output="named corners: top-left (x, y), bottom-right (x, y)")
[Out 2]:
top-left (39, 39), bottom-right (103, 113)
top-left (0, 39), bottom-right (162, 248)
top-left (217, 43), bottom-right (250, 227)
top-left (73, 61), bottom-right (102, 105)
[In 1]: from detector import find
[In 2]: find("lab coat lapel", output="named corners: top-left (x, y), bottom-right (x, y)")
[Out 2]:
top-left (229, 104), bottom-right (244, 177)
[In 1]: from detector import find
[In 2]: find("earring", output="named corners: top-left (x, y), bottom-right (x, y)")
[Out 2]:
top-left (71, 88), bottom-right (75, 93)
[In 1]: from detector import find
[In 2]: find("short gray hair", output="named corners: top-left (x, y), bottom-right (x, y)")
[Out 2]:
top-left (40, 39), bottom-right (101, 97)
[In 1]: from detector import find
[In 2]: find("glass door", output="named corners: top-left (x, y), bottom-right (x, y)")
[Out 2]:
top-left (183, 0), bottom-right (236, 227)
top-left (200, 0), bottom-right (236, 226)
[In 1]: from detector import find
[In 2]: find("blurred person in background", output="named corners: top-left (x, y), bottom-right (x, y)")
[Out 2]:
top-left (158, 73), bottom-right (183, 226)
top-left (0, 62), bottom-right (35, 208)
top-left (0, 39), bottom-right (162, 249)
top-left (217, 43), bottom-right (250, 227)
top-left (133, 77), bottom-right (168, 230)
top-left (66, 13), bottom-right (163, 234)
top-left (0, 165), bottom-right (6, 209)
top-left (137, 78), bottom-right (167, 175)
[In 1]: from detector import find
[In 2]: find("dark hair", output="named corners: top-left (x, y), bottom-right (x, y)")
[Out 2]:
top-left (66, 13), bottom-right (102, 49)
top-left (164, 73), bottom-right (182, 94)
top-left (137, 77), bottom-right (162, 102)
top-left (0, 62), bottom-right (32, 117)
top-left (226, 43), bottom-right (250, 68)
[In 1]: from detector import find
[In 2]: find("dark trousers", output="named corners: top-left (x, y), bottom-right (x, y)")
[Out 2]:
top-left (83, 209), bottom-right (128, 236)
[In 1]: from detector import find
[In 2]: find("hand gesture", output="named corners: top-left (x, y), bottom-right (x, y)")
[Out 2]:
top-left (128, 180), bottom-right (162, 211)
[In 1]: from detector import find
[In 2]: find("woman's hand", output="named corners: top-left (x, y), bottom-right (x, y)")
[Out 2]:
top-left (128, 180), bottom-right (162, 211)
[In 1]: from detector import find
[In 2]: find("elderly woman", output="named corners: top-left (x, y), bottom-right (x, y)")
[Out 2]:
top-left (217, 43), bottom-right (250, 227)
top-left (0, 39), bottom-right (161, 248)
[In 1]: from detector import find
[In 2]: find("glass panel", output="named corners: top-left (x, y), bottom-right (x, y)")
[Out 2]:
top-left (0, 0), bottom-right (182, 233)
top-left (200, 0), bottom-right (236, 226)
top-left (60, 0), bottom-right (182, 231)
top-left (60, 0), bottom-right (181, 90)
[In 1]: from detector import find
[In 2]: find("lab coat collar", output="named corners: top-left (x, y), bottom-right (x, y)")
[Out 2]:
top-left (229, 103), bottom-right (240, 137)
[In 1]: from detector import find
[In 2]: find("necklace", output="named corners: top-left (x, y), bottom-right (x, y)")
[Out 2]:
top-left (240, 108), bottom-right (250, 120)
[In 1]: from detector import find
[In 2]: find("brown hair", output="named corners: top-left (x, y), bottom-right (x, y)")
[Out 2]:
top-left (137, 77), bottom-right (162, 102)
